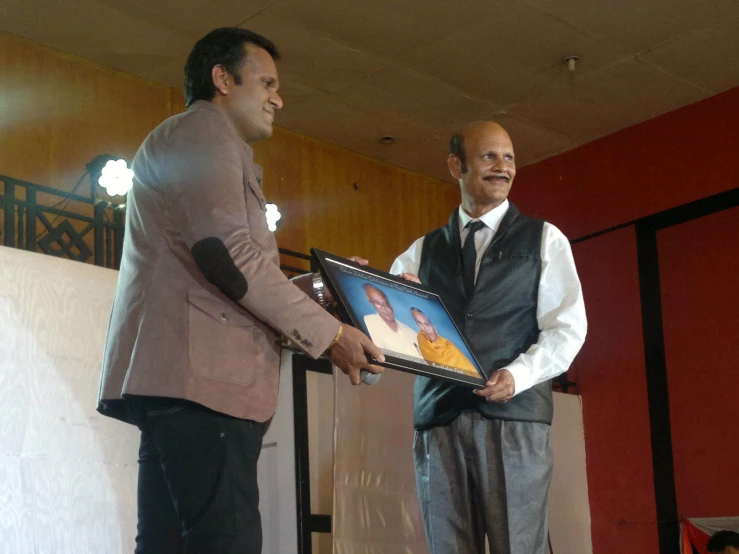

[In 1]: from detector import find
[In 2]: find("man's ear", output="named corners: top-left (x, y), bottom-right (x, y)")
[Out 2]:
top-left (212, 65), bottom-right (230, 96)
top-left (448, 155), bottom-right (462, 180)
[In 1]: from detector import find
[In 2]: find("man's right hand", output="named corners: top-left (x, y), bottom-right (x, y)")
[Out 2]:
top-left (327, 325), bottom-right (385, 385)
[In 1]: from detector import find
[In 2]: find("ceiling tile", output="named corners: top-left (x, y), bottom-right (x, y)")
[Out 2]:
top-left (3, 0), bottom-right (739, 180)
top-left (407, 3), bottom-right (626, 106)
top-left (267, 0), bottom-right (514, 61)
top-left (638, 11), bottom-right (739, 95)
top-left (92, 0), bottom-right (273, 38)
top-left (274, 80), bottom-right (322, 111)
top-left (339, 67), bottom-right (500, 137)
top-left (508, 58), bottom-right (709, 143)
top-left (487, 114), bottom-right (579, 167)
top-left (274, 87), bottom-right (438, 162)
top-left (527, 0), bottom-right (739, 54)
top-left (384, 136), bottom-right (454, 183)
top-left (0, 0), bottom-right (189, 74)
top-left (243, 13), bottom-right (387, 94)
top-left (138, 56), bottom-right (189, 89)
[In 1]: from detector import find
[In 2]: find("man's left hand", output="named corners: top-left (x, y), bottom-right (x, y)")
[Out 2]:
top-left (473, 369), bottom-right (515, 403)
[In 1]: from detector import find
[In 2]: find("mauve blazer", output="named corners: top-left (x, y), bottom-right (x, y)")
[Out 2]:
top-left (97, 100), bottom-right (339, 423)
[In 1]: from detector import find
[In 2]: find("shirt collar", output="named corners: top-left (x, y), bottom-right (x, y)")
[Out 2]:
top-left (457, 199), bottom-right (510, 235)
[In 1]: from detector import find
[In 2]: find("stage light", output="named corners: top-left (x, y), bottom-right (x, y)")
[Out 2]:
top-left (86, 154), bottom-right (134, 198)
top-left (266, 203), bottom-right (281, 232)
top-left (98, 159), bottom-right (134, 196)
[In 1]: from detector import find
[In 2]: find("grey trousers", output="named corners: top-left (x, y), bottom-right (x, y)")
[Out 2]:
top-left (414, 411), bottom-right (552, 554)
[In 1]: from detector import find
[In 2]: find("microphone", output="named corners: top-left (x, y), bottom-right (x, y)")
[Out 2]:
top-left (360, 369), bottom-right (382, 385)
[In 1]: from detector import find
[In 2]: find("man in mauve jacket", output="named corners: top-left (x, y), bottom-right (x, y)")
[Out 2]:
top-left (97, 27), bottom-right (383, 554)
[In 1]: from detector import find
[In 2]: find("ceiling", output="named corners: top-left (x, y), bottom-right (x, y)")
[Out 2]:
top-left (2, 0), bottom-right (739, 182)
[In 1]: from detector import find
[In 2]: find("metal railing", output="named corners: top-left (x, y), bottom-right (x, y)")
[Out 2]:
top-left (1, 174), bottom-right (314, 276)
top-left (1, 174), bottom-right (124, 269)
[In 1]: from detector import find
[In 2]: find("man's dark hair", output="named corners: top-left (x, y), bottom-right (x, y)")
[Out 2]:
top-left (184, 27), bottom-right (280, 108)
top-left (449, 131), bottom-right (468, 173)
top-left (708, 530), bottom-right (739, 552)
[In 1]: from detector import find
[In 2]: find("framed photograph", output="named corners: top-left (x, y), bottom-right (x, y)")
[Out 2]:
top-left (311, 248), bottom-right (488, 387)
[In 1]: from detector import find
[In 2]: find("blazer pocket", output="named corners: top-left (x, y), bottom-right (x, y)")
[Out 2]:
top-left (187, 290), bottom-right (255, 385)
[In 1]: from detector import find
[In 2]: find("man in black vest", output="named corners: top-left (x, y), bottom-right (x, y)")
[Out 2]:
top-left (391, 121), bottom-right (587, 554)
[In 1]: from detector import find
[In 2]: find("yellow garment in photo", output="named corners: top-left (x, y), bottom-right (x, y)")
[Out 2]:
top-left (416, 332), bottom-right (479, 377)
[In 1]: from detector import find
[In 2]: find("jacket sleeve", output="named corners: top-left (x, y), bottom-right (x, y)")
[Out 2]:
top-left (156, 109), bottom-right (339, 358)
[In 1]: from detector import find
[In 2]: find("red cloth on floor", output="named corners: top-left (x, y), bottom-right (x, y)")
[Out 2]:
top-left (682, 518), bottom-right (712, 554)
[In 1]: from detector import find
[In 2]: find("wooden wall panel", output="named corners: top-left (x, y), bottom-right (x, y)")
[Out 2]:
top-left (1, 32), bottom-right (459, 271)
top-left (253, 127), bottom-right (459, 271)
top-left (0, 32), bottom-right (181, 195)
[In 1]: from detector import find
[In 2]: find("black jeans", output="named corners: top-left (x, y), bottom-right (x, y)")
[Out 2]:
top-left (130, 396), bottom-right (266, 554)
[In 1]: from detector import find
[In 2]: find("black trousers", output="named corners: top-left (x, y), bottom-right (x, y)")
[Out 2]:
top-left (130, 396), bottom-right (266, 554)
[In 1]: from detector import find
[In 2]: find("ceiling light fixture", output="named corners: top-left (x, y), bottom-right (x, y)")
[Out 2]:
top-left (565, 55), bottom-right (580, 72)
top-left (378, 135), bottom-right (395, 145)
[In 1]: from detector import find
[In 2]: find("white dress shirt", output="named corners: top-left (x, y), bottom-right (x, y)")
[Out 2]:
top-left (390, 200), bottom-right (587, 396)
top-left (363, 314), bottom-right (422, 359)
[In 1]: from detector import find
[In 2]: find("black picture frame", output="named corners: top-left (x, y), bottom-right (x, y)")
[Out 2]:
top-left (311, 248), bottom-right (488, 387)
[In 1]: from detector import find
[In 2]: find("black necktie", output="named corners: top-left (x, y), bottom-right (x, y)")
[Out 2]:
top-left (462, 220), bottom-right (486, 298)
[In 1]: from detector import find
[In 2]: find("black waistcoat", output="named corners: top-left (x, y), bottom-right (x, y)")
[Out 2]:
top-left (415, 203), bottom-right (553, 429)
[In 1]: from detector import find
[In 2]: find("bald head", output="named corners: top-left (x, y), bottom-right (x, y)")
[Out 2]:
top-left (448, 120), bottom-right (516, 218)
top-left (411, 307), bottom-right (438, 342)
top-left (449, 121), bottom-right (511, 172)
top-left (364, 283), bottom-right (396, 325)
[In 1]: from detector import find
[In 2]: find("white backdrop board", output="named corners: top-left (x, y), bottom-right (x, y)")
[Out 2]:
top-left (331, 368), bottom-right (593, 554)
top-left (0, 246), bottom-right (138, 553)
top-left (0, 246), bottom-right (296, 553)
top-left (549, 393), bottom-right (593, 554)
top-left (0, 245), bottom-right (593, 554)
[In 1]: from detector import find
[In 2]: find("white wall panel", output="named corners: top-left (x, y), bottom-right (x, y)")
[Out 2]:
top-left (0, 246), bottom-right (137, 553)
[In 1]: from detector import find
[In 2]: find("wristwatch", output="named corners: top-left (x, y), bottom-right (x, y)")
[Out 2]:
top-left (312, 273), bottom-right (326, 308)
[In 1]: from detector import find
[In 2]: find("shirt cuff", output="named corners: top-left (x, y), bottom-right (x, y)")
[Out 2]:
top-left (503, 361), bottom-right (536, 397)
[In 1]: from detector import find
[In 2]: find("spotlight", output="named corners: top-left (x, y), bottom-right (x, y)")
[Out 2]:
top-left (266, 203), bottom-right (281, 232)
top-left (86, 154), bottom-right (134, 198)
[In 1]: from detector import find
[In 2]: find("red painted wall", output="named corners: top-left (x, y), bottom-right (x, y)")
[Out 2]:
top-left (510, 85), bottom-right (739, 552)
top-left (658, 207), bottom-right (739, 518)
top-left (513, 85), bottom-right (739, 239)
top-left (571, 228), bottom-right (659, 553)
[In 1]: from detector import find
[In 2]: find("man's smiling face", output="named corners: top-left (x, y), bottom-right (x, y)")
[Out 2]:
top-left (450, 121), bottom-right (516, 215)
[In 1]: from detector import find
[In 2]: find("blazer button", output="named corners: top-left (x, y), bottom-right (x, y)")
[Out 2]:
top-left (220, 312), bottom-right (228, 322)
